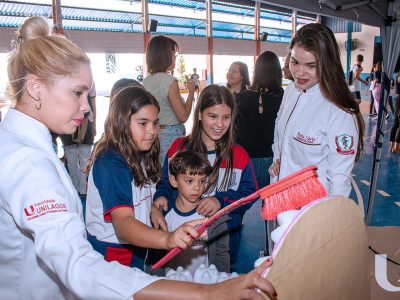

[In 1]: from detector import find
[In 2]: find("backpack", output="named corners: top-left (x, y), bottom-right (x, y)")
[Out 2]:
top-left (347, 70), bottom-right (354, 86)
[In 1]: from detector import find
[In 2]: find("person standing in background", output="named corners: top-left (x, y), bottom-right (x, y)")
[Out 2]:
top-left (367, 65), bottom-right (377, 117)
top-left (226, 61), bottom-right (250, 94)
top-left (143, 35), bottom-right (195, 164)
top-left (282, 53), bottom-right (294, 81)
top-left (351, 54), bottom-right (368, 104)
top-left (60, 83), bottom-right (96, 196)
top-left (371, 61), bottom-right (382, 120)
top-left (390, 72), bottom-right (400, 153)
top-left (190, 68), bottom-right (200, 100)
top-left (235, 51), bottom-right (284, 256)
top-left (235, 51), bottom-right (283, 189)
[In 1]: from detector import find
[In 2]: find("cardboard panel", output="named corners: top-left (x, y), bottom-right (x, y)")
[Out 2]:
top-left (263, 197), bottom-right (370, 300)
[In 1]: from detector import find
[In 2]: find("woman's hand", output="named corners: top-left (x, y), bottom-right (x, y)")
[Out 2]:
top-left (154, 196), bottom-right (169, 211)
top-left (135, 257), bottom-right (276, 300)
top-left (166, 219), bottom-right (205, 250)
top-left (150, 204), bottom-right (168, 231)
top-left (197, 197), bottom-right (221, 217)
top-left (186, 79), bottom-right (195, 94)
top-left (268, 159), bottom-right (280, 177)
top-left (208, 257), bottom-right (277, 300)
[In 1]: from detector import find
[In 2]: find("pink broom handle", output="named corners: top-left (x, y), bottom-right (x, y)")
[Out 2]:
top-left (151, 191), bottom-right (260, 270)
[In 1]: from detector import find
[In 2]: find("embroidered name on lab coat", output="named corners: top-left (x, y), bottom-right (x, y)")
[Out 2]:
top-left (294, 131), bottom-right (321, 145)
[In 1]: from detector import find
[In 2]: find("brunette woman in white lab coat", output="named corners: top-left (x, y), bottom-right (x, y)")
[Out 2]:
top-left (269, 23), bottom-right (364, 197)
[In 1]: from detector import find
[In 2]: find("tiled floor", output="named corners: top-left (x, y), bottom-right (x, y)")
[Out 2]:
top-left (236, 98), bottom-right (400, 273)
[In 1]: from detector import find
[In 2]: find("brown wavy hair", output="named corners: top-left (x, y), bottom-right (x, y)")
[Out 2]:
top-left (179, 84), bottom-right (236, 193)
top-left (290, 23), bottom-right (364, 161)
top-left (87, 86), bottom-right (161, 187)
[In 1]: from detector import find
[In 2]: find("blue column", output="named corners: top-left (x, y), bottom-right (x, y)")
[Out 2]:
top-left (346, 21), bottom-right (353, 76)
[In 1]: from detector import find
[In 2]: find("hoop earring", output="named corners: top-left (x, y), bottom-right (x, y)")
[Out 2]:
top-left (34, 96), bottom-right (42, 111)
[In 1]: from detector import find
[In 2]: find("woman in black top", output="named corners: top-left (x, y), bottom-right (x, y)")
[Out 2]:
top-left (235, 51), bottom-right (283, 188)
top-left (235, 51), bottom-right (283, 256)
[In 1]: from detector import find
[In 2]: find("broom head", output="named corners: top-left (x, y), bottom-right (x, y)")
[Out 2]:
top-left (261, 166), bottom-right (327, 220)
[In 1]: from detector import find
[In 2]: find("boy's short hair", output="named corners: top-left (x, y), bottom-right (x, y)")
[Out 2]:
top-left (169, 151), bottom-right (212, 177)
top-left (357, 54), bottom-right (364, 62)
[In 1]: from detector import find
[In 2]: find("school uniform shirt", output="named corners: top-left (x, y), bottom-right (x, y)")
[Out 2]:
top-left (164, 203), bottom-right (208, 275)
top-left (86, 148), bottom-right (155, 269)
top-left (0, 109), bottom-right (159, 300)
top-left (154, 137), bottom-right (257, 257)
top-left (271, 82), bottom-right (359, 196)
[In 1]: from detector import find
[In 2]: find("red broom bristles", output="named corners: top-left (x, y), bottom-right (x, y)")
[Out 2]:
top-left (261, 176), bottom-right (327, 220)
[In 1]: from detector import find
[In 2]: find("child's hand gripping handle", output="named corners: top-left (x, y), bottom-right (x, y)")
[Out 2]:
top-left (150, 196), bottom-right (258, 270)
top-left (150, 221), bottom-right (210, 270)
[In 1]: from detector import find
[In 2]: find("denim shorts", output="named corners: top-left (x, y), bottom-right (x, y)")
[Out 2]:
top-left (159, 123), bottom-right (186, 164)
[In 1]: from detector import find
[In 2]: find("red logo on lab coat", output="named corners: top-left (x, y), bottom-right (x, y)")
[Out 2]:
top-left (335, 134), bottom-right (355, 155)
top-left (24, 205), bottom-right (36, 217)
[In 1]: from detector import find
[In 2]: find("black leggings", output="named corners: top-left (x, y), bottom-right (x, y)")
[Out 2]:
top-left (390, 97), bottom-right (400, 143)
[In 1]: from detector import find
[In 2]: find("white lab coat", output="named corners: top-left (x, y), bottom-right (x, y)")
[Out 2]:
top-left (271, 82), bottom-right (359, 196)
top-left (0, 109), bottom-right (160, 300)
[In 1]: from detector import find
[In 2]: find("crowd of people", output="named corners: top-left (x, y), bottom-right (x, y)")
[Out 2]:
top-left (0, 14), bottom-right (397, 299)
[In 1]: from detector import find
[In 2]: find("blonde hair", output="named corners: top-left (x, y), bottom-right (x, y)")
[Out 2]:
top-left (7, 16), bottom-right (90, 102)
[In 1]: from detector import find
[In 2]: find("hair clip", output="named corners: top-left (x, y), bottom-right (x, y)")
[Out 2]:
top-left (11, 35), bottom-right (23, 50)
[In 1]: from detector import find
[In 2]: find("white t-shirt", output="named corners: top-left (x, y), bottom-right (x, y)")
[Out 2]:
top-left (352, 64), bottom-right (362, 92)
